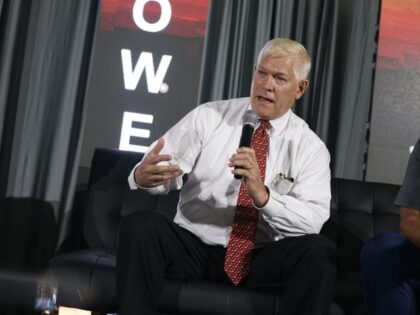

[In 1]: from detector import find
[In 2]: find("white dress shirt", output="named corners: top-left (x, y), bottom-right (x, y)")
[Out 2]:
top-left (128, 97), bottom-right (331, 247)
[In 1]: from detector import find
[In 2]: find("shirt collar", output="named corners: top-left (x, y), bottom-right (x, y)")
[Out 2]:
top-left (267, 110), bottom-right (291, 136)
top-left (246, 103), bottom-right (292, 136)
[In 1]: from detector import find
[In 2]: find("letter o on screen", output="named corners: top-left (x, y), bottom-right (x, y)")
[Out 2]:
top-left (133, 0), bottom-right (172, 32)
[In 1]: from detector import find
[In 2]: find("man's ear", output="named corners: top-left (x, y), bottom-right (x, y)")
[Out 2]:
top-left (295, 80), bottom-right (309, 100)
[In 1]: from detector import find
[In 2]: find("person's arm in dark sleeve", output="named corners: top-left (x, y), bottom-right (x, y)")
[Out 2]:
top-left (396, 138), bottom-right (420, 246)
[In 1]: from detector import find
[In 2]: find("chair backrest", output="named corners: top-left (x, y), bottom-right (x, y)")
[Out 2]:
top-left (322, 178), bottom-right (400, 274)
top-left (83, 148), bottom-right (179, 250)
top-left (82, 148), bottom-right (402, 266)
top-left (0, 197), bottom-right (57, 271)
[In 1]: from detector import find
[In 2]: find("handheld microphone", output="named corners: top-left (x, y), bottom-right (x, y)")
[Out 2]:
top-left (234, 110), bottom-right (259, 179)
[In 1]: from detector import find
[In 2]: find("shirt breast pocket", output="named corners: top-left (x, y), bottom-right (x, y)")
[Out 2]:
top-left (270, 173), bottom-right (294, 195)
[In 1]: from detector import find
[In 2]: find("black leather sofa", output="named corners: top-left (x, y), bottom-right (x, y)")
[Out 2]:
top-left (48, 148), bottom-right (401, 315)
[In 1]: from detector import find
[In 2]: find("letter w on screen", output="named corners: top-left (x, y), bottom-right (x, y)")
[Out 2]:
top-left (121, 49), bottom-right (172, 93)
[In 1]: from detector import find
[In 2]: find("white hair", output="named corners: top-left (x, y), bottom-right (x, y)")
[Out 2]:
top-left (257, 38), bottom-right (311, 80)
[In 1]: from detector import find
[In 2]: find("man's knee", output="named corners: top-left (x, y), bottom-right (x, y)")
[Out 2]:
top-left (360, 232), bottom-right (405, 267)
top-left (302, 234), bottom-right (338, 266)
top-left (287, 234), bottom-right (338, 287)
top-left (119, 211), bottom-right (167, 240)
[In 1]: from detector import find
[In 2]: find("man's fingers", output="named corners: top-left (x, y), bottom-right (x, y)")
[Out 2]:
top-left (150, 164), bottom-right (181, 174)
top-left (146, 164), bottom-right (182, 181)
top-left (236, 147), bottom-right (255, 155)
top-left (231, 167), bottom-right (249, 178)
top-left (149, 137), bottom-right (165, 155)
top-left (135, 137), bottom-right (183, 187)
top-left (229, 152), bottom-right (256, 169)
top-left (149, 170), bottom-right (183, 185)
top-left (144, 138), bottom-right (176, 166)
top-left (135, 153), bottom-right (182, 187)
top-left (229, 158), bottom-right (252, 169)
top-left (148, 153), bottom-right (173, 165)
top-left (229, 148), bottom-right (261, 182)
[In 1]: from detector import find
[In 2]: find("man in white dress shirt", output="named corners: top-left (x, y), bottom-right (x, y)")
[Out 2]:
top-left (116, 38), bottom-right (337, 315)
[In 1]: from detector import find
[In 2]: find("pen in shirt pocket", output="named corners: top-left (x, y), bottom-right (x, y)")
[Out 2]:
top-left (278, 172), bottom-right (294, 183)
top-left (271, 172), bottom-right (295, 194)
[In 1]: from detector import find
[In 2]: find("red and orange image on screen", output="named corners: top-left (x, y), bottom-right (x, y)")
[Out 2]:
top-left (99, 0), bottom-right (209, 38)
top-left (377, 0), bottom-right (420, 71)
top-left (80, 0), bottom-right (211, 160)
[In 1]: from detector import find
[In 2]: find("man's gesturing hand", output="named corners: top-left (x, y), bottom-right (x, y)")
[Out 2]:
top-left (134, 138), bottom-right (183, 188)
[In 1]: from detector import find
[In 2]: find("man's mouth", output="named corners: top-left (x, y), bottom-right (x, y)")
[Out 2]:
top-left (257, 95), bottom-right (274, 103)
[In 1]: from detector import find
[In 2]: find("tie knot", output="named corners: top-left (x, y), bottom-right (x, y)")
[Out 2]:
top-left (259, 120), bottom-right (270, 130)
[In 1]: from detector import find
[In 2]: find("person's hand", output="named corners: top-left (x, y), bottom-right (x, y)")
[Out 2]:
top-left (400, 207), bottom-right (420, 247)
top-left (134, 138), bottom-right (183, 188)
top-left (229, 147), bottom-right (269, 207)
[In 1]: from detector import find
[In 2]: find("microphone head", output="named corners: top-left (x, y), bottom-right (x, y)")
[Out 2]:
top-left (243, 110), bottom-right (259, 128)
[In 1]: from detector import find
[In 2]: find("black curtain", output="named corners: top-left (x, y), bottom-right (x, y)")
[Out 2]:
top-left (0, 0), bottom-right (98, 286)
top-left (199, 0), bottom-right (380, 180)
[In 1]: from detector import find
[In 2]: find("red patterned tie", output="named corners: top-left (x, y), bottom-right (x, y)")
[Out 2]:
top-left (224, 120), bottom-right (269, 285)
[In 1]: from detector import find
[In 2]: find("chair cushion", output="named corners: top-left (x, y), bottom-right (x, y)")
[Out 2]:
top-left (49, 249), bottom-right (345, 315)
top-left (49, 249), bottom-right (117, 312)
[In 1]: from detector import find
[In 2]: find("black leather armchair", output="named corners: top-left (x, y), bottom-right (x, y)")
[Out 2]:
top-left (48, 148), bottom-right (400, 315)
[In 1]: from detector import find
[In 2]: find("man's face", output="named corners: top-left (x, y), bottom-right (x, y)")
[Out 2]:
top-left (250, 55), bottom-right (309, 120)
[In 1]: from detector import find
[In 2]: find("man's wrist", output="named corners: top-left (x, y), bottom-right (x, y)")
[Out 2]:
top-left (253, 185), bottom-right (270, 208)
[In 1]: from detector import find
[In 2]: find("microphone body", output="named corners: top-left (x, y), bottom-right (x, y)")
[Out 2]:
top-left (234, 110), bottom-right (259, 179)
top-left (238, 124), bottom-right (255, 148)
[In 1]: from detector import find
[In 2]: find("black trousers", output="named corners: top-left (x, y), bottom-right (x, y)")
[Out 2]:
top-left (116, 211), bottom-right (337, 315)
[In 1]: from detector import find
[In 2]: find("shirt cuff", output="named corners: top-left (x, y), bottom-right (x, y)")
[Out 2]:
top-left (128, 163), bottom-right (141, 190)
top-left (253, 186), bottom-right (271, 210)
top-left (256, 187), bottom-right (287, 218)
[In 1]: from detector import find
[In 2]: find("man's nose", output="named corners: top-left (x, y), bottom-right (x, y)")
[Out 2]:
top-left (261, 75), bottom-right (274, 91)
